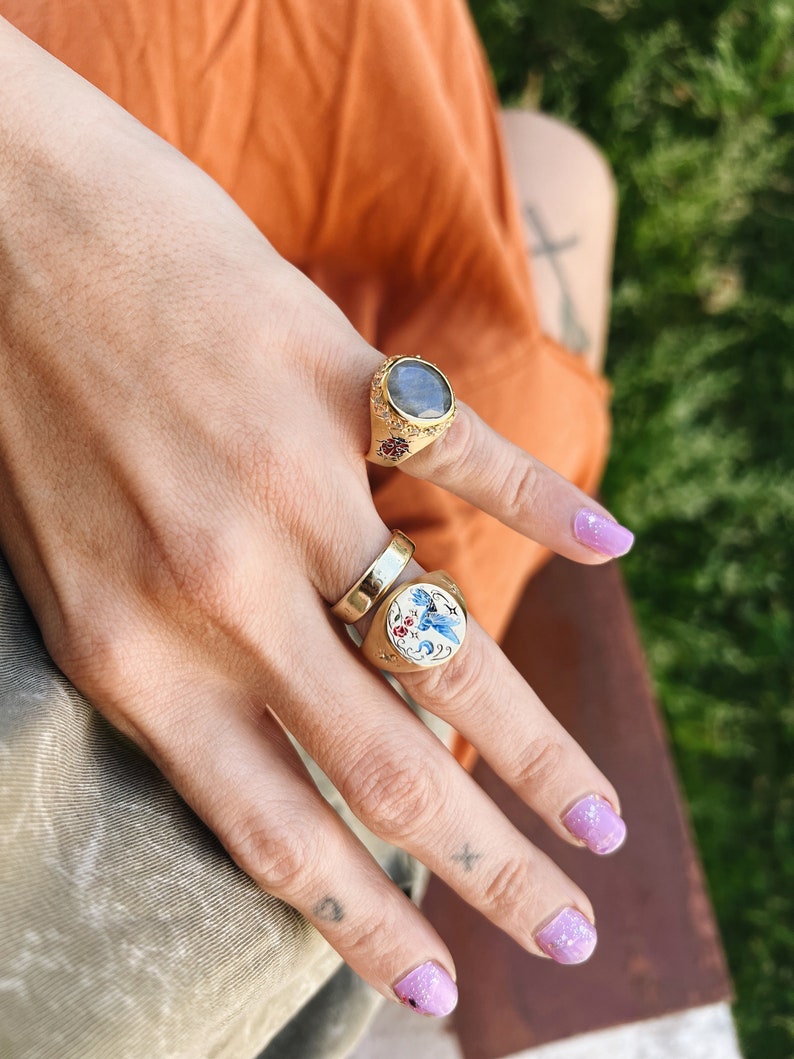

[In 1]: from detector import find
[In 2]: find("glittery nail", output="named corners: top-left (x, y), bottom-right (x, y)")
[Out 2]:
top-left (535, 908), bottom-right (597, 965)
top-left (393, 960), bottom-right (458, 1017)
top-left (563, 794), bottom-right (627, 855)
top-left (573, 508), bottom-right (634, 557)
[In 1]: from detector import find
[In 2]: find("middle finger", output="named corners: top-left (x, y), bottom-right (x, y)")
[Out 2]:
top-left (382, 567), bottom-right (626, 853)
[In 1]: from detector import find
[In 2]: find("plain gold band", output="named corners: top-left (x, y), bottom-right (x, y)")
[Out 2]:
top-left (360, 570), bottom-right (467, 673)
top-left (330, 530), bottom-right (416, 624)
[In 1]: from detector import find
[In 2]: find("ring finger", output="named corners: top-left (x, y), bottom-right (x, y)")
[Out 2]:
top-left (272, 604), bottom-right (601, 965)
top-left (370, 563), bottom-right (626, 853)
top-left (374, 390), bottom-right (634, 564)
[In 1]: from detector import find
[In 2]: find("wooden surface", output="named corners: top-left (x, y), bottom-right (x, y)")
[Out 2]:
top-left (423, 557), bottom-right (732, 1059)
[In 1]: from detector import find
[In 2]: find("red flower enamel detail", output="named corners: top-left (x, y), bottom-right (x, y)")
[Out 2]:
top-left (392, 624), bottom-right (409, 639)
top-left (404, 616), bottom-right (415, 627)
top-left (378, 435), bottom-right (411, 461)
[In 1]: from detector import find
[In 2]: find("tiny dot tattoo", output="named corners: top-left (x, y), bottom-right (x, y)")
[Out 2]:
top-left (312, 896), bottom-right (345, 923)
top-left (451, 843), bottom-right (482, 873)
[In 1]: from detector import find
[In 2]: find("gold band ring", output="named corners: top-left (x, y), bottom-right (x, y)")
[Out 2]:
top-left (331, 530), bottom-right (416, 624)
top-left (360, 571), bottom-right (467, 673)
top-left (366, 355), bottom-right (456, 466)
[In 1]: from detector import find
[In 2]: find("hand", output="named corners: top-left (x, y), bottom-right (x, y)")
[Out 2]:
top-left (0, 18), bottom-right (630, 1014)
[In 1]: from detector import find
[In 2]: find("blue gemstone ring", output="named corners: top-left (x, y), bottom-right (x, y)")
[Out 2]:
top-left (366, 355), bottom-right (456, 466)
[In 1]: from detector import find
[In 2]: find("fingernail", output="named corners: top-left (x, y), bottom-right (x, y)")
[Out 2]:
top-left (573, 509), bottom-right (634, 557)
top-left (563, 794), bottom-right (627, 855)
top-left (536, 908), bottom-right (597, 965)
top-left (393, 960), bottom-right (458, 1017)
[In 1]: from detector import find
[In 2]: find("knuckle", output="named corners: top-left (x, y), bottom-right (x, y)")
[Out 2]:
top-left (410, 637), bottom-right (485, 709)
top-left (142, 513), bottom-right (254, 625)
top-left (510, 737), bottom-right (565, 794)
top-left (49, 604), bottom-right (137, 696)
top-left (224, 422), bottom-right (276, 495)
top-left (226, 815), bottom-right (315, 896)
top-left (339, 906), bottom-right (397, 962)
top-left (424, 406), bottom-right (475, 478)
top-left (482, 856), bottom-right (539, 919)
top-left (341, 742), bottom-right (446, 842)
top-left (502, 457), bottom-right (542, 525)
top-left (161, 523), bottom-right (236, 606)
top-left (226, 423), bottom-right (300, 527)
top-left (46, 606), bottom-right (179, 758)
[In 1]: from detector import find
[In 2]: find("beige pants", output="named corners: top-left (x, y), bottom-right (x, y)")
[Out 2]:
top-left (1, 556), bottom-right (449, 1057)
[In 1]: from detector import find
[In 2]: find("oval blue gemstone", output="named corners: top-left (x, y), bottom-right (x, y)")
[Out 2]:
top-left (386, 360), bottom-right (452, 420)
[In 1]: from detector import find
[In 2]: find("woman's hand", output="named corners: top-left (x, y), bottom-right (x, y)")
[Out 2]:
top-left (0, 18), bottom-right (630, 1013)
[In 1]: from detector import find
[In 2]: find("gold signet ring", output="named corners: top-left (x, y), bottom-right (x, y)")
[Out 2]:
top-left (366, 355), bottom-right (456, 466)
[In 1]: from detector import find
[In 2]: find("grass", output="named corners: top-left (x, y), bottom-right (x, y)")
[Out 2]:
top-left (470, 2), bottom-right (794, 1055)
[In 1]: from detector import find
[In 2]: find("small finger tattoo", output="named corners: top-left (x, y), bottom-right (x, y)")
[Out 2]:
top-left (451, 844), bottom-right (482, 873)
top-left (313, 896), bottom-right (345, 923)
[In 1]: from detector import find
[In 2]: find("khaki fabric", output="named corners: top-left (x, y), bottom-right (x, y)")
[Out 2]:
top-left (0, 557), bottom-right (336, 1058)
top-left (0, 0), bottom-right (610, 1056)
top-left (0, 559), bottom-right (436, 1057)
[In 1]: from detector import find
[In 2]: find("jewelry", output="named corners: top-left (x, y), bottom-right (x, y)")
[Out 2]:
top-left (360, 571), bottom-right (467, 673)
top-left (366, 355), bottom-right (456, 466)
top-left (331, 530), bottom-right (416, 624)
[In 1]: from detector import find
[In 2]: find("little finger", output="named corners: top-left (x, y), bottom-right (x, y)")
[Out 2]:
top-left (135, 678), bottom-right (461, 1017)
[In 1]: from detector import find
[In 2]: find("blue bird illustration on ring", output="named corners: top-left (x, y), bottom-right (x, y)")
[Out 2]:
top-left (410, 587), bottom-right (460, 644)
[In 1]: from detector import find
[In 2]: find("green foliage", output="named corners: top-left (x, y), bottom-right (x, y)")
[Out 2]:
top-left (470, 1), bottom-right (794, 1054)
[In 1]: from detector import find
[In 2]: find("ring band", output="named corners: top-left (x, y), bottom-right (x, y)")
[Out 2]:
top-left (360, 571), bottom-right (467, 672)
top-left (331, 530), bottom-right (416, 624)
top-left (366, 355), bottom-right (456, 466)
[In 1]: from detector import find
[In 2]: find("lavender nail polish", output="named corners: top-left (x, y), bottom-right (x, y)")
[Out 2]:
top-left (393, 961), bottom-right (458, 1017)
top-left (573, 508), bottom-right (634, 557)
top-left (563, 794), bottom-right (627, 855)
top-left (536, 908), bottom-right (597, 965)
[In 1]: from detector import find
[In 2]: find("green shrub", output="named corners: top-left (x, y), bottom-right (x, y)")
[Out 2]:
top-left (470, 2), bottom-right (794, 1054)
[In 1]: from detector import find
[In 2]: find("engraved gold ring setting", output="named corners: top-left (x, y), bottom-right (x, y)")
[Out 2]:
top-left (331, 537), bottom-right (467, 673)
top-left (360, 571), bottom-right (467, 673)
top-left (334, 356), bottom-right (465, 672)
top-left (366, 355), bottom-right (456, 467)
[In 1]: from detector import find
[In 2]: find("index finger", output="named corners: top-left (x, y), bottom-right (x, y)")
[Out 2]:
top-left (399, 403), bottom-right (634, 563)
